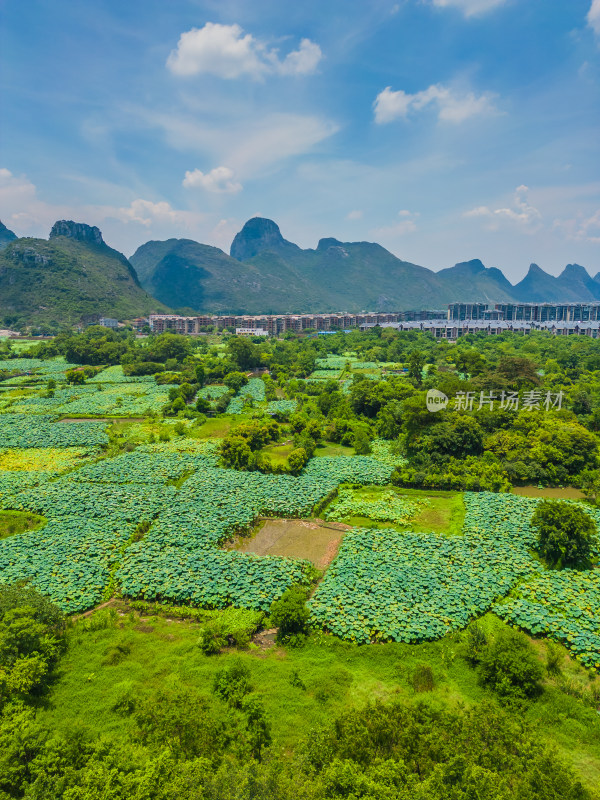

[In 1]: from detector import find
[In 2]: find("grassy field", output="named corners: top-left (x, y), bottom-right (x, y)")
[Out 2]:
top-left (314, 442), bottom-right (355, 457)
top-left (324, 485), bottom-right (466, 536)
top-left (0, 509), bottom-right (46, 539)
top-left (37, 605), bottom-right (600, 793)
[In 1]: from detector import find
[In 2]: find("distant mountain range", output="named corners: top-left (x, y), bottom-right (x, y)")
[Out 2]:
top-left (130, 216), bottom-right (600, 314)
top-left (1, 216), bottom-right (599, 326)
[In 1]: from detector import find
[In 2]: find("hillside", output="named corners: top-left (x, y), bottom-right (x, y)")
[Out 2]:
top-left (0, 221), bottom-right (169, 327)
top-left (132, 217), bottom-right (599, 314)
top-left (0, 220), bottom-right (17, 250)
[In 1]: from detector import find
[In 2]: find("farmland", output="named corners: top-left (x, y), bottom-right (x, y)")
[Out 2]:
top-left (1, 329), bottom-right (600, 797)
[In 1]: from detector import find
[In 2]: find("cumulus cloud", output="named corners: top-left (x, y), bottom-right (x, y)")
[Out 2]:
top-left (373, 84), bottom-right (497, 124)
top-left (182, 166), bottom-right (242, 194)
top-left (428, 0), bottom-right (508, 17)
top-left (166, 22), bottom-right (322, 79)
top-left (464, 185), bottom-right (542, 232)
top-left (346, 209), bottom-right (363, 220)
top-left (588, 0), bottom-right (600, 35)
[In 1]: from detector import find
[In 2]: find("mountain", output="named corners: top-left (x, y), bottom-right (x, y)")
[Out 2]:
top-left (0, 221), bottom-right (17, 250)
top-left (0, 220), bottom-right (169, 326)
top-left (131, 221), bottom-right (452, 313)
top-left (131, 217), bottom-right (598, 314)
top-left (230, 217), bottom-right (301, 261)
top-left (435, 259), bottom-right (516, 303)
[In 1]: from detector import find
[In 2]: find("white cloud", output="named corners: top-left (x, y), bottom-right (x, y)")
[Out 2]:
top-left (371, 209), bottom-right (419, 237)
top-left (278, 39), bottom-right (323, 76)
top-left (428, 0), bottom-right (508, 18)
top-left (166, 22), bottom-right (322, 80)
top-left (464, 185), bottom-right (542, 232)
top-left (144, 110), bottom-right (338, 179)
top-left (0, 167), bottom-right (208, 249)
top-left (182, 166), bottom-right (242, 194)
top-left (588, 0), bottom-right (600, 35)
top-left (373, 83), bottom-right (497, 124)
top-left (553, 209), bottom-right (600, 243)
top-left (346, 209), bottom-right (363, 220)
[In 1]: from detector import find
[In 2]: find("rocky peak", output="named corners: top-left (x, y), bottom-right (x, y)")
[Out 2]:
top-left (559, 263), bottom-right (590, 280)
top-left (49, 220), bottom-right (104, 245)
top-left (317, 237), bottom-right (344, 251)
top-left (451, 259), bottom-right (486, 274)
top-left (230, 217), bottom-right (299, 261)
top-left (0, 220), bottom-right (17, 250)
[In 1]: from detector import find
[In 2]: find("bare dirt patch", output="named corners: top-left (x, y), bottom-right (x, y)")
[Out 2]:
top-left (512, 485), bottom-right (585, 500)
top-left (235, 518), bottom-right (350, 569)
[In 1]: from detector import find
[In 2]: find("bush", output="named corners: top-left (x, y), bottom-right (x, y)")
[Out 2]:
top-left (409, 663), bottom-right (435, 692)
top-left (270, 586), bottom-right (309, 644)
top-left (531, 500), bottom-right (598, 569)
top-left (212, 658), bottom-right (252, 708)
top-left (461, 620), bottom-right (488, 667)
top-left (478, 629), bottom-right (544, 704)
top-left (197, 627), bottom-right (225, 655)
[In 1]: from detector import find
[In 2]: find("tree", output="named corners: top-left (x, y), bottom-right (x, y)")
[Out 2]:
top-left (212, 658), bottom-right (252, 708)
top-left (270, 587), bottom-right (309, 644)
top-left (224, 371), bottom-right (249, 393)
top-left (65, 369), bottom-right (85, 385)
top-left (220, 436), bottom-right (253, 470)
top-left (194, 364), bottom-right (205, 387)
top-left (531, 500), bottom-right (598, 569)
top-left (241, 695), bottom-right (272, 761)
top-left (287, 447), bottom-right (308, 475)
top-left (408, 351), bottom-right (425, 385)
top-left (478, 629), bottom-right (544, 704)
top-left (227, 337), bottom-right (261, 371)
top-left (353, 429), bottom-right (372, 455)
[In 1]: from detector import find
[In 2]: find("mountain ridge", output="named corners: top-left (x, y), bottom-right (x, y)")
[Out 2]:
top-left (130, 216), bottom-right (597, 314)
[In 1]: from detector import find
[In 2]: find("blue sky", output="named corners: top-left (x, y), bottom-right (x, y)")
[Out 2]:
top-left (1, 0), bottom-right (599, 281)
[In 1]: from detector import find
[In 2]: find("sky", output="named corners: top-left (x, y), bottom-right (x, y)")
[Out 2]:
top-left (1, 0), bottom-right (600, 282)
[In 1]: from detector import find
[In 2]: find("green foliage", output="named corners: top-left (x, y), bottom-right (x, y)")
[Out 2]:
top-left (478, 629), bottom-right (544, 704)
top-left (213, 658), bottom-right (252, 708)
top-left (409, 662), bottom-right (435, 692)
top-left (532, 500), bottom-right (598, 569)
top-left (270, 586), bottom-right (310, 644)
top-left (0, 584), bottom-right (65, 707)
top-left (224, 371), bottom-right (249, 393)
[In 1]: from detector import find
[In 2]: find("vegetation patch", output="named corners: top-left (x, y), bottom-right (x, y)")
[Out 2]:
top-left (0, 509), bottom-right (46, 539)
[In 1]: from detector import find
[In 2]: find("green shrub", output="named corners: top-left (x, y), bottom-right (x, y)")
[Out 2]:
top-left (478, 629), bottom-right (544, 704)
top-left (270, 586), bottom-right (309, 644)
top-left (212, 658), bottom-right (252, 708)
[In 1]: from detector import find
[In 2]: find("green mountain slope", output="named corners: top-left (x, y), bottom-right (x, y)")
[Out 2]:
top-left (0, 221), bottom-right (169, 326)
top-left (0, 220), bottom-right (17, 250)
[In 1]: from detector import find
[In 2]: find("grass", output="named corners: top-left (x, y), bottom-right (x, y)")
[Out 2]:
top-left (261, 442), bottom-right (295, 466)
top-left (323, 485), bottom-right (466, 536)
top-left (0, 509), bottom-right (46, 539)
top-left (36, 607), bottom-right (600, 793)
top-left (314, 442), bottom-right (355, 457)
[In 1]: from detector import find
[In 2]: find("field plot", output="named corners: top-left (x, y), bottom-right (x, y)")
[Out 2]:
top-left (311, 492), bottom-right (600, 652)
top-left (235, 518), bottom-right (348, 568)
top-left (323, 485), bottom-right (465, 535)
